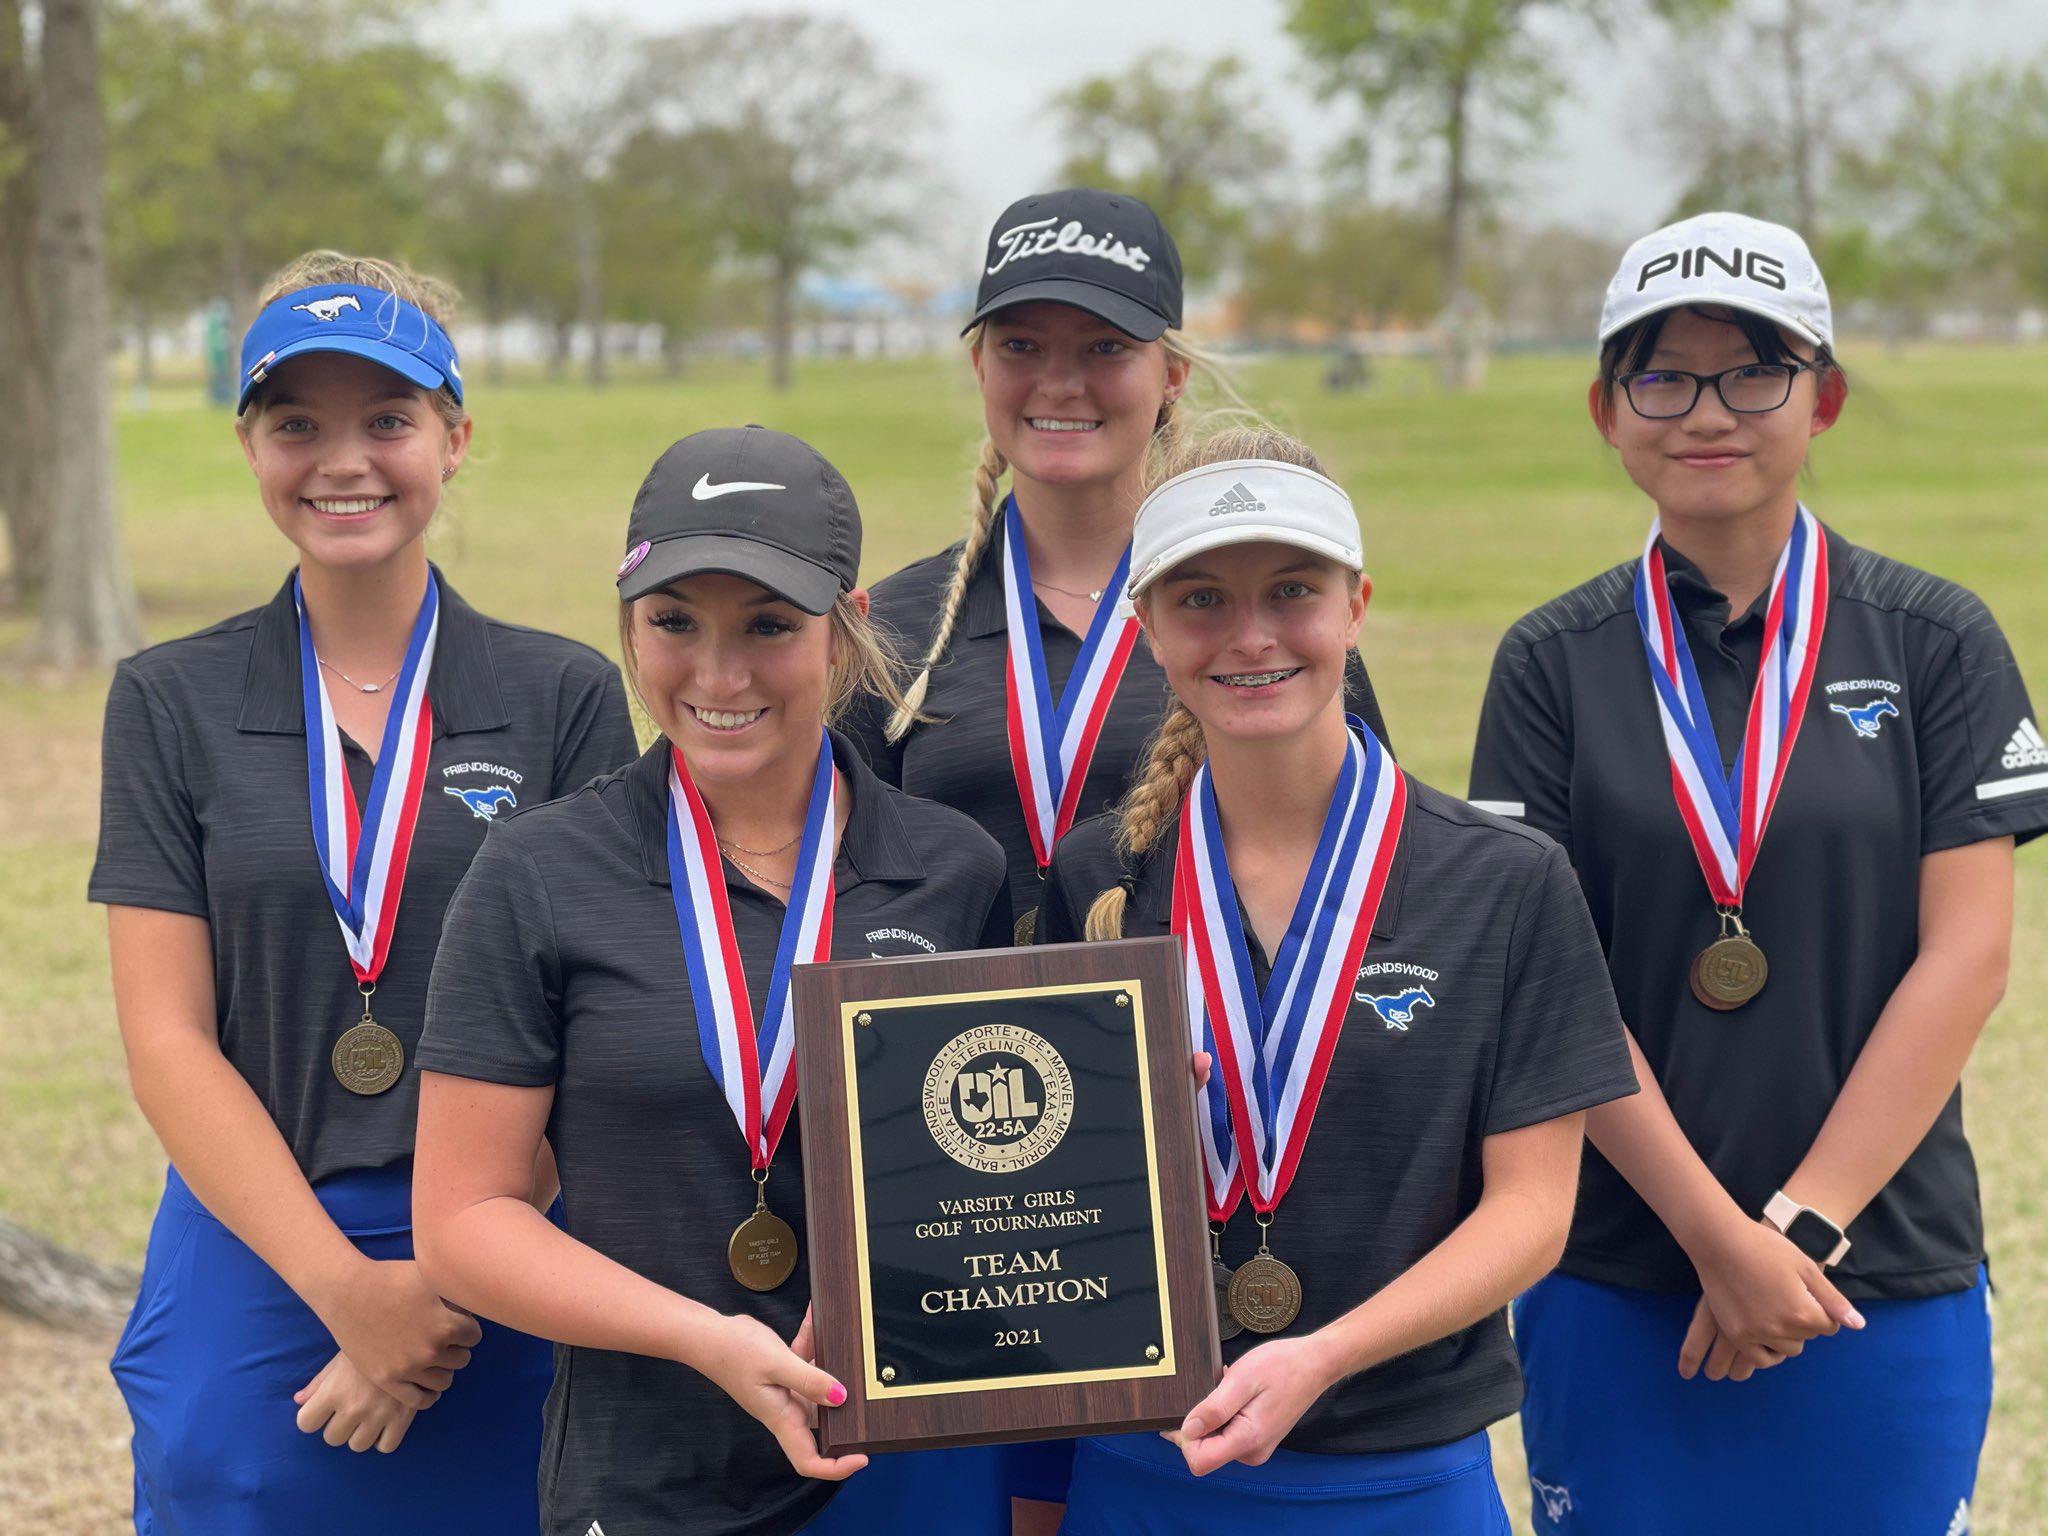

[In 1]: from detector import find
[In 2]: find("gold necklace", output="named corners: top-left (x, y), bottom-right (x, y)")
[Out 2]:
top-left (717, 830), bottom-right (803, 858)
top-left (1033, 577), bottom-right (1108, 604)
top-left (721, 849), bottom-right (793, 890)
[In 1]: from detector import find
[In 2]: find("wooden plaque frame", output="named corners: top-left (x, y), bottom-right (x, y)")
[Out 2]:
top-left (793, 936), bottom-right (1219, 1455)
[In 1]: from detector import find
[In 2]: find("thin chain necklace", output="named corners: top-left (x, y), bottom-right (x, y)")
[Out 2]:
top-left (318, 655), bottom-right (403, 694)
top-left (717, 830), bottom-right (803, 858)
top-left (721, 848), bottom-right (793, 890)
top-left (1033, 577), bottom-right (1109, 603)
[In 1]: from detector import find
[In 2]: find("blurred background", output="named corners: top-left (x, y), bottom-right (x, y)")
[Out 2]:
top-left (2, 0), bottom-right (2045, 1529)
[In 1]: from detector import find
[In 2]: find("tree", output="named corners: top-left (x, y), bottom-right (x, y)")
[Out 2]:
top-left (604, 125), bottom-right (720, 376)
top-left (1053, 52), bottom-right (1285, 287)
top-left (652, 14), bottom-right (928, 391)
top-left (0, 0), bottom-right (51, 603)
top-left (32, 0), bottom-right (141, 666)
top-left (1239, 201), bottom-right (1442, 337)
top-left (1287, 0), bottom-right (1723, 387)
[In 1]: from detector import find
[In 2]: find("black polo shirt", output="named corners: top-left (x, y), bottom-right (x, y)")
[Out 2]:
top-left (1471, 526), bottom-right (2048, 1300)
top-left (88, 570), bottom-right (636, 1183)
top-left (415, 733), bottom-right (1009, 1536)
top-left (1038, 777), bottom-right (1637, 1455)
top-left (846, 516), bottom-right (1394, 922)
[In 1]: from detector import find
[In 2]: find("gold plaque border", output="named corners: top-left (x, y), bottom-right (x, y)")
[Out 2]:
top-left (840, 977), bottom-right (1178, 1400)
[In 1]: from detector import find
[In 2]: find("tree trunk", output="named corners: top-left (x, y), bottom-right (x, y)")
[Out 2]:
top-left (0, 0), bottom-right (51, 605)
top-left (576, 212), bottom-right (606, 388)
top-left (134, 305), bottom-right (154, 389)
top-left (0, 1214), bottom-right (137, 1332)
top-left (1436, 68), bottom-right (1488, 393)
top-left (1781, 0), bottom-right (1817, 234)
top-left (661, 325), bottom-right (685, 377)
top-left (768, 250), bottom-right (796, 392)
top-left (30, 0), bottom-right (141, 667)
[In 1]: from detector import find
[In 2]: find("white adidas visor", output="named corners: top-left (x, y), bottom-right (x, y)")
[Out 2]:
top-left (1598, 210), bottom-right (1832, 350)
top-left (1125, 459), bottom-right (1363, 603)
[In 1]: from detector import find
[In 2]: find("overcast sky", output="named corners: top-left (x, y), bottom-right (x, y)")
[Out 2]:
top-left (464, 0), bottom-right (2048, 284)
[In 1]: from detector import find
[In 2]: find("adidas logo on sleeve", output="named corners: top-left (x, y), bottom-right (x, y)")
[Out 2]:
top-left (2002, 718), bottom-right (2048, 771)
top-left (1207, 481), bottom-right (1267, 517)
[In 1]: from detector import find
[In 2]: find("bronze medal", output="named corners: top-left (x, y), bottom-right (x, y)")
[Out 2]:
top-left (1213, 1261), bottom-right (1244, 1341)
top-left (1227, 1253), bottom-right (1302, 1334)
top-left (729, 1205), bottom-right (799, 1292)
top-left (331, 1018), bottom-right (405, 1096)
top-left (1013, 907), bottom-right (1038, 946)
top-left (1691, 934), bottom-right (1768, 1011)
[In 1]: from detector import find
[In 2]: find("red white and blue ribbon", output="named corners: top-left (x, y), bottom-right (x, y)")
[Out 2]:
top-left (295, 572), bottom-right (439, 985)
top-left (1002, 495), bottom-right (1141, 869)
top-left (1173, 718), bottom-right (1406, 1215)
top-left (666, 732), bottom-right (837, 1169)
top-left (1633, 506), bottom-right (1829, 908)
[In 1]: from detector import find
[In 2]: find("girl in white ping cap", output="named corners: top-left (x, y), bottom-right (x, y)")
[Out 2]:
top-left (1472, 211), bottom-right (2045, 1534)
top-left (1038, 425), bottom-right (1637, 1534)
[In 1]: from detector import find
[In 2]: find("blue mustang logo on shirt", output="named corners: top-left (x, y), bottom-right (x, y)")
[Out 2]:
top-left (444, 784), bottom-right (517, 819)
top-left (1361, 987), bottom-right (1435, 1030)
top-left (1829, 697), bottom-right (1899, 739)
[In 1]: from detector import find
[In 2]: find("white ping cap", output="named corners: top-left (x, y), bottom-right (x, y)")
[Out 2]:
top-left (1126, 459), bottom-right (1362, 603)
top-left (1599, 211), bottom-right (1832, 350)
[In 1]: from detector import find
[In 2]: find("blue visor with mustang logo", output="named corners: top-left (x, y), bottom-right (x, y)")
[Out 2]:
top-left (238, 284), bottom-right (463, 412)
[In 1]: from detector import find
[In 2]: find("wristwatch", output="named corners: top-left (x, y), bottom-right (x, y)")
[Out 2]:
top-left (1763, 1191), bottom-right (1851, 1268)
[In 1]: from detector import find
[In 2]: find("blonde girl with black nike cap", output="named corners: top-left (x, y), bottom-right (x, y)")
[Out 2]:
top-left (1471, 212), bottom-right (2048, 1534)
top-left (1035, 425), bottom-right (1636, 1534)
top-left (90, 251), bottom-right (636, 1534)
top-left (412, 427), bottom-right (1013, 1536)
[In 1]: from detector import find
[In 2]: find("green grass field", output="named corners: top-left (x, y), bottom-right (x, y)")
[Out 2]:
top-left (3, 347), bottom-right (2045, 1530)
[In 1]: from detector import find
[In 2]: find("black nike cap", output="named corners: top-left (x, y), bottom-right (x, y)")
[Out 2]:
top-left (964, 187), bottom-right (1183, 342)
top-left (614, 426), bottom-right (860, 615)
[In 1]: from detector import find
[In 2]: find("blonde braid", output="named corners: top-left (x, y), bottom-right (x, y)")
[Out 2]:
top-left (884, 435), bottom-right (1007, 742)
top-left (1082, 700), bottom-right (1206, 940)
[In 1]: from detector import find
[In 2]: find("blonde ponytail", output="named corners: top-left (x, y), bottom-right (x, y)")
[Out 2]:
top-left (1082, 699), bottom-right (1206, 940)
top-left (885, 433), bottom-right (1008, 742)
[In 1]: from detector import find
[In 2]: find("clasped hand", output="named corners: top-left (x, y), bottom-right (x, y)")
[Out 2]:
top-left (1680, 1214), bottom-right (1864, 1382)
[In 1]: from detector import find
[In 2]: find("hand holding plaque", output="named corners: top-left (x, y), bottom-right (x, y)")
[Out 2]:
top-left (794, 937), bottom-right (1221, 1454)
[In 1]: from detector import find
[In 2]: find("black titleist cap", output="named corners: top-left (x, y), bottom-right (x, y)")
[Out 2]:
top-left (615, 427), bottom-right (859, 615)
top-left (965, 187), bottom-right (1183, 341)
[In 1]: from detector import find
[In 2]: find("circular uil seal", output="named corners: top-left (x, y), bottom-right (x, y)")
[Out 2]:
top-left (922, 1022), bottom-right (1075, 1175)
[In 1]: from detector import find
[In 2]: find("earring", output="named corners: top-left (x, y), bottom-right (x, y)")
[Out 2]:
top-left (440, 466), bottom-right (454, 482)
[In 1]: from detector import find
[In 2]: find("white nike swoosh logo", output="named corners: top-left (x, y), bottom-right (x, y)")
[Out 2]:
top-left (692, 473), bottom-right (786, 500)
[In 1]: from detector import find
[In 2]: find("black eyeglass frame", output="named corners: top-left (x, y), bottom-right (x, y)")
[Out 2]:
top-left (1616, 361), bottom-right (1817, 420)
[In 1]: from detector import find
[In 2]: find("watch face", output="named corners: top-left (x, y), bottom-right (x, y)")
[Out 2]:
top-left (1784, 1208), bottom-right (1844, 1264)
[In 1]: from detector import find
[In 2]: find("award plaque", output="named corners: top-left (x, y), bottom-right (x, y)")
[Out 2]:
top-left (793, 937), bottom-right (1220, 1455)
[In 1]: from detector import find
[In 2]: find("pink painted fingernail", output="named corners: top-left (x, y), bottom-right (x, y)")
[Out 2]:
top-left (828, 1383), bottom-right (847, 1406)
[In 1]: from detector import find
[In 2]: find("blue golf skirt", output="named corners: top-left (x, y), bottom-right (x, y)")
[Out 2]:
top-left (1004, 1438), bottom-right (1077, 1504)
top-left (1514, 1269), bottom-right (1992, 1536)
top-left (1058, 1426), bottom-right (1512, 1534)
top-left (802, 1445), bottom-right (1006, 1533)
top-left (111, 1162), bottom-right (553, 1535)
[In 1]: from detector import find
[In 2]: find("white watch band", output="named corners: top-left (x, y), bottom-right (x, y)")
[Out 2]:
top-left (1764, 1190), bottom-right (1851, 1268)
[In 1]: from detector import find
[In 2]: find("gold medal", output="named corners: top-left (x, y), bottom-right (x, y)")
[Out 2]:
top-left (728, 1173), bottom-right (798, 1291)
top-left (1013, 907), bottom-right (1038, 946)
top-left (1690, 908), bottom-right (1767, 1011)
top-left (1227, 1253), bottom-right (1302, 1334)
top-left (1210, 1227), bottom-right (1243, 1341)
top-left (332, 1018), bottom-right (405, 1095)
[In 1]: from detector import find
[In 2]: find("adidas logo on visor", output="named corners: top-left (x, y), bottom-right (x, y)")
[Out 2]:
top-left (2003, 718), bottom-right (2048, 771)
top-left (1207, 482), bottom-right (1266, 517)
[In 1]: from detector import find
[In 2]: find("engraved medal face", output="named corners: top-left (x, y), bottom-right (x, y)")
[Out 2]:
top-left (1690, 935), bottom-right (1768, 1011)
top-left (1013, 907), bottom-right (1038, 946)
top-left (1226, 1253), bottom-right (1302, 1335)
top-left (331, 1020), bottom-right (405, 1096)
top-left (728, 1207), bottom-right (799, 1292)
top-left (1213, 1261), bottom-right (1244, 1341)
top-left (921, 1023), bottom-right (1075, 1175)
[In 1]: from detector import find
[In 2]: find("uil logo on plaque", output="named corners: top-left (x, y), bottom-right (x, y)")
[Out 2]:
top-left (923, 1023), bottom-right (1074, 1174)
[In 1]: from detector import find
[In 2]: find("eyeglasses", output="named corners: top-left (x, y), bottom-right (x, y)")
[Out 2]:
top-left (1616, 362), bottom-right (1814, 419)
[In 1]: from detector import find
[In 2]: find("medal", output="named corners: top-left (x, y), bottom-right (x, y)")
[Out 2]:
top-left (1210, 1227), bottom-right (1243, 1341)
top-left (1634, 508), bottom-right (1828, 1012)
top-left (1001, 497), bottom-right (1140, 870)
top-left (295, 573), bottom-right (438, 1094)
top-left (668, 732), bottom-right (837, 1292)
top-left (729, 1171), bottom-right (801, 1291)
top-left (1013, 907), bottom-right (1038, 946)
top-left (1175, 718), bottom-right (1406, 1335)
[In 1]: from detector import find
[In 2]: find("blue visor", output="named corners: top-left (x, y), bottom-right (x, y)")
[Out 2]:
top-left (238, 284), bottom-right (463, 412)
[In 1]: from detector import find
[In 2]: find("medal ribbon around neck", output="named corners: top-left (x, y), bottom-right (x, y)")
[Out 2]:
top-left (1001, 495), bottom-right (1141, 869)
top-left (666, 732), bottom-right (837, 1170)
top-left (295, 571), bottom-right (439, 984)
top-left (1174, 718), bottom-right (1407, 1215)
top-left (1633, 505), bottom-right (1829, 909)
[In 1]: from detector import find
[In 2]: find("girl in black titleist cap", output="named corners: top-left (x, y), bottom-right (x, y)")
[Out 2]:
top-left (411, 427), bottom-right (1013, 1536)
top-left (90, 251), bottom-right (637, 1534)
top-left (1038, 426), bottom-right (1637, 1535)
top-left (1471, 213), bottom-right (2048, 1536)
